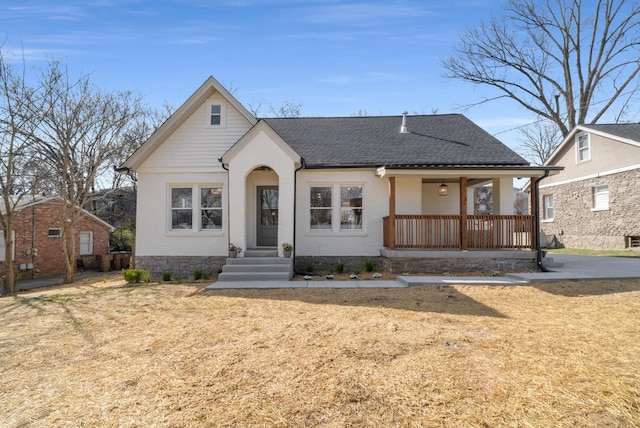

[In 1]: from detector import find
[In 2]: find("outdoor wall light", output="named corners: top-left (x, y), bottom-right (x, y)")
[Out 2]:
top-left (438, 183), bottom-right (448, 196)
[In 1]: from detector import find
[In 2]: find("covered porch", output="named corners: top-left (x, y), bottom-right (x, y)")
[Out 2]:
top-left (377, 167), bottom-right (547, 253)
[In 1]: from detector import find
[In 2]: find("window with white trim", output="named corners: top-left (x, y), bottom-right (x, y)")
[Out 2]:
top-left (310, 184), bottom-right (365, 232)
top-left (170, 186), bottom-right (223, 231)
top-left (310, 186), bottom-right (332, 229)
top-left (79, 231), bottom-right (93, 256)
top-left (48, 228), bottom-right (62, 237)
top-left (543, 194), bottom-right (554, 220)
top-left (576, 133), bottom-right (590, 162)
top-left (210, 104), bottom-right (222, 125)
top-left (340, 186), bottom-right (363, 229)
top-left (0, 230), bottom-right (15, 262)
top-left (592, 185), bottom-right (609, 211)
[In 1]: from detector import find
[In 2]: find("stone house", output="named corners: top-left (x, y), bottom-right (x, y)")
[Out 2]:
top-left (538, 123), bottom-right (640, 249)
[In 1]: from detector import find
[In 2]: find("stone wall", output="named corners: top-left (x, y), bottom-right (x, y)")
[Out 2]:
top-left (294, 256), bottom-right (384, 274)
top-left (540, 169), bottom-right (640, 250)
top-left (295, 254), bottom-right (537, 275)
top-left (135, 255), bottom-right (227, 280)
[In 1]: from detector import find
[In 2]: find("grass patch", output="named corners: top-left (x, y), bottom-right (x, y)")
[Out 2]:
top-left (548, 248), bottom-right (640, 258)
top-left (1, 277), bottom-right (639, 426)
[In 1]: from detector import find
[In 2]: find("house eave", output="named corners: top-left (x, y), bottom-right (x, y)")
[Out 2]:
top-left (376, 165), bottom-right (562, 178)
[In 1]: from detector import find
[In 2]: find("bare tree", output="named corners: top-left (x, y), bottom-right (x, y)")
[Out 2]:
top-left (32, 62), bottom-right (144, 283)
top-left (269, 99), bottom-right (303, 118)
top-left (0, 48), bottom-right (51, 295)
top-left (443, 0), bottom-right (640, 137)
top-left (518, 118), bottom-right (562, 165)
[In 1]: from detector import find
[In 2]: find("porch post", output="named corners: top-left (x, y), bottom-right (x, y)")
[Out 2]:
top-left (530, 177), bottom-right (538, 251)
top-left (460, 176), bottom-right (468, 250)
top-left (389, 176), bottom-right (396, 250)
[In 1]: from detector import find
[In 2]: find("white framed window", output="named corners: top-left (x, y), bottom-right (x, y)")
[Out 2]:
top-left (592, 185), bottom-right (609, 211)
top-left (309, 184), bottom-right (365, 232)
top-left (310, 186), bottom-right (332, 229)
top-left (576, 133), bottom-right (590, 162)
top-left (48, 228), bottom-right (62, 237)
top-left (543, 194), bottom-right (554, 221)
top-left (207, 103), bottom-right (226, 127)
top-left (340, 186), bottom-right (363, 230)
top-left (200, 187), bottom-right (223, 230)
top-left (79, 231), bottom-right (93, 256)
top-left (169, 185), bottom-right (223, 232)
top-left (0, 230), bottom-right (15, 262)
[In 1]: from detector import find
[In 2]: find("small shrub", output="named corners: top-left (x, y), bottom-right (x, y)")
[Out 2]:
top-left (122, 268), bottom-right (150, 284)
top-left (364, 260), bottom-right (374, 272)
top-left (305, 263), bottom-right (315, 273)
top-left (216, 267), bottom-right (223, 276)
top-left (353, 267), bottom-right (362, 275)
top-left (335, 262), bottom-right (345, 274)
top-left (194, 269), bottom-right (204, 280)
top-left (162, 271), bottom-right (172, 281)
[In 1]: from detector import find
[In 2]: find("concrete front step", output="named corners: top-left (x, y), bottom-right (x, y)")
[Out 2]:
top-left (222, 264), bottom-right (292, 273)
top-left (244, 249), bottom-right (278, 257)
top-left (217, 256), bottom-right (294, 282)
top-left (217, 271), bottom-right (293, 282)
top-left (225, 257), bottom-right (291, 265)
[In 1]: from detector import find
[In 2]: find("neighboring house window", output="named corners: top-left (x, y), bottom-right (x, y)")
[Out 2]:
top-left (310, 187), bottom-right (332, 229)
top-left (210, 104), bottom-right (222, 125)
top-left (310, 184), bottom-right (365, 231)
top-left (79, 231), bottom-right (93, 256)
top-left (48, 228), bottom-right (62, 237)
top-left (576, 133), bottom-right (590, 162)
top-left (543, 194), bottom-right (554, 220)
top-left (170, 186), bottom-right (223, 231)
top-left (200, 187), bottom-right (223, 230)
top-left (340, 186), bottom-right (363, 230)
top-left (0, 230), bottom-right (15, 262)
top-left (592, 185), bottom-right (609, 211)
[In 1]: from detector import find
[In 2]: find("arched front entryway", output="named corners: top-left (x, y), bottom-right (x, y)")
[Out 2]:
top-left (246, 167), bottom-right (279, 248)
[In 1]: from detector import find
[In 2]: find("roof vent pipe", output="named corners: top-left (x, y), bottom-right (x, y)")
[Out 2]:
top-left (400, 111), bottom-right (409, 134)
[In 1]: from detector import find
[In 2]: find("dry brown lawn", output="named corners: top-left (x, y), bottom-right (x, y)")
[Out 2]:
top-left (1, 275), bottom-right (639, 427)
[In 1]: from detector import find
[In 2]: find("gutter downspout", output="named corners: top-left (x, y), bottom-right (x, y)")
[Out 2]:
top-left (293, 158), bottom-right (305, 275)
top-left (219, 158), bottom-right (230, 254)
top-left (534, 169), bottom-right (551, 272)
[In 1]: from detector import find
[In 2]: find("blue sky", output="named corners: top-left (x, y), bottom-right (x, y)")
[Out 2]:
top-left (0, 0), bottom-right (533, 150)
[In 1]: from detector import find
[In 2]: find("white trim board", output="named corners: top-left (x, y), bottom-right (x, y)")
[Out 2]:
top-left (539, 164), bottom-right (640, 189)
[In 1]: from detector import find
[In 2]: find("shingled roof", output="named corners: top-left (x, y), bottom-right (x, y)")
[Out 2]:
top-left (263, 114), bottom-right (529, 168)
top-left (580, 123), bottom-right (640, 142)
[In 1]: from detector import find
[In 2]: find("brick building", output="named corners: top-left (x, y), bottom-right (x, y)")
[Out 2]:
top-left (1, 196), bottom-right (114, 278)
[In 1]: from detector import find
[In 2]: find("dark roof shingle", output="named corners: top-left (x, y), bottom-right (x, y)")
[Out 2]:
top-left (264, 114), bottom-right (529, 168)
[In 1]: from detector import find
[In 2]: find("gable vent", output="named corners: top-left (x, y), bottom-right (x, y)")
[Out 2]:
top-left (400, 111), bottom-right (409, 134)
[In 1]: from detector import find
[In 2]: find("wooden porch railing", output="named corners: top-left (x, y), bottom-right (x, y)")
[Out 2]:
top-left (383, 215), bottom-right (535, 250)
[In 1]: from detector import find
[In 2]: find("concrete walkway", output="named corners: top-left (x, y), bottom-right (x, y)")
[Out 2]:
top-left (205, 253), bottom-right (640, 290)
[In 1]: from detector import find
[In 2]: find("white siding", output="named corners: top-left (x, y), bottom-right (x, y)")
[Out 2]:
top-left (296, 169), bottom-right (387, 257)
top-left (141, 94), bottom-right (252, 173)
top-left (421, 183), bottom-right (460, 214)
top-left (135, 171), bottom-right (229, 256)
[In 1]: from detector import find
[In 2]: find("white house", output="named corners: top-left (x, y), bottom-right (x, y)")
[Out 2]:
top-left (120, 76), bottom-right (558, 280)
